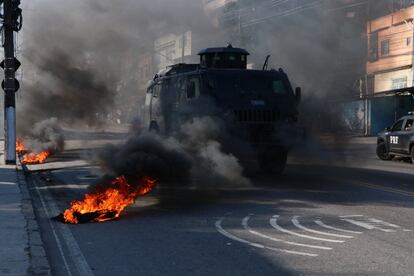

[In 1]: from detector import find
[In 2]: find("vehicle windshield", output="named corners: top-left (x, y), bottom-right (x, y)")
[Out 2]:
top-left (207, 74), bottom-right (289, 96)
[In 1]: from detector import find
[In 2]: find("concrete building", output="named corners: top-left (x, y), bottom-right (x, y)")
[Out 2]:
top-left (153, 31), bottom-right (192, 73)
top-left (366, 5), bottom-right (414, 94)
top-left (203, 0), bottom-right (237, 12)
top-left (137, 52), bottom-right (153, 89)
top-left (364, 5), bottom-right (414, 135)
top-left (203, 0), bottom-right (238, 28)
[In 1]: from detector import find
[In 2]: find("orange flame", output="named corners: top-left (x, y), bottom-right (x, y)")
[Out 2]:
top-left (22, 151), bottom-right (51, 165)
top-left (16, 138), bottom-right (51, 164)
top-left (16, 139), bottom-right (27, 155)
top-left (63, 176), bottom-right (158, 224)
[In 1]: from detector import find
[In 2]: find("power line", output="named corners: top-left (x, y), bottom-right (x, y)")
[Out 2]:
top-left (221, 0), bottom-right (370, 28)
top-left (243, 0), bottom-right (371, 28)
top-left (242, 0), bottom-right (324, 28)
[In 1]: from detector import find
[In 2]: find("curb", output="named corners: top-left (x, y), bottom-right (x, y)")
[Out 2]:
top-left (17, 163), bottom-right (51, 276)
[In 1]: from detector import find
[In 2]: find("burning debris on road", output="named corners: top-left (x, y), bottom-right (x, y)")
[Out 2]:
top-left (16, 138), bottom-right (51, 165)
top-left (16, 139), bottom-right (27, 155)
top-left (22, 151), bottom-right (50, 165)
top-left (61, 175), bottom-right (157, 224)
top-left (58, 117), bottom-right (251, 224)
top-left (16, 118), bottom-right (65, 165)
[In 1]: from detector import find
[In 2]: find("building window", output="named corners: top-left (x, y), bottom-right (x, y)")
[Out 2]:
top-left (381, 40), bottom-right (390, 56)
top-left (368, 32), bottom-right (378, 62)
top-left (407, 37), bottom-right (412, 46)
top-left (391, 77), bottom-right (407, 89)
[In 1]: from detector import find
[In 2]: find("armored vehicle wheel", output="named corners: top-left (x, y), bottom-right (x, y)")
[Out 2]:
top-left (259, 147), bottom-right (287, 175)
top-left (376, 142), bottom-right (394, 161)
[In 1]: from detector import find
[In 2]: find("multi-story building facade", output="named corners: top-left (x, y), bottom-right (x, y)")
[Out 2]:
top-left (153, 31), bottom-right (193, 73)
top-left (203, 0), bottom-right (236, 12)
top-left (367, 6), bottom-right (414, 94)
top-left (364, 5), bottom-right (414, 135)
top-left (137, 52), bottom-right (153, 88)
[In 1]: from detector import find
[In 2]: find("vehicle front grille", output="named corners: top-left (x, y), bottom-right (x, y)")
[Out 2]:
top-left (234, 109), bottom-right (279, 123)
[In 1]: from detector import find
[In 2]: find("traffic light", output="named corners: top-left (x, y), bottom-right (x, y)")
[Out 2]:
top-left (0, 58), bottom-right (21, 71)
top-left (1, 78), bottom-right (19, 92)
top-left (0, 58), bottom-right (21, 93)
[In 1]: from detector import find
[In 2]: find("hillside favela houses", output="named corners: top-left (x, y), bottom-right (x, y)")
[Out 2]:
top-left (365, 4), bottom-right (414, 135)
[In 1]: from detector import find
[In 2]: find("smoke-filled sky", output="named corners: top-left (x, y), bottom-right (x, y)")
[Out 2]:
top-left (18, 0), bottom-right (213, 133)
top-left (13, 0), bottom-right (384, 137)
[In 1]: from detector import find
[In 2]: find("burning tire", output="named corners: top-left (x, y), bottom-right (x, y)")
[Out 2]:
top-left (376, 142), bottom-right (394, 161)
top-left (258, 147), bottom-right (287, 175)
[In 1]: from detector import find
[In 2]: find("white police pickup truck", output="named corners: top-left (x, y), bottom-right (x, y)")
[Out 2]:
top-left (377, 112), bottom-right (414, 162)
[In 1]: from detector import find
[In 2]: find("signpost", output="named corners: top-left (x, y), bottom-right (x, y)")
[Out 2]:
top-left (1, 0), bottom-right (22, 164)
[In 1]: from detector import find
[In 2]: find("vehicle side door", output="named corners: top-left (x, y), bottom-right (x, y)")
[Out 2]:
top-left (176, 76), bottom-right (201, 122)
top-left (387, 119), bottom-right (405, 153)
top-left (186, 76), bottom-right (201, 102)
top-left (400, 118), bottom-right (414, 153)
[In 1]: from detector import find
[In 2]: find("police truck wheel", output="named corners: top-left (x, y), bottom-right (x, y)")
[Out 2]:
top-left (376, 142), bottom-right (393, 161)
top-left (411, 146), bottom-right (414, 164)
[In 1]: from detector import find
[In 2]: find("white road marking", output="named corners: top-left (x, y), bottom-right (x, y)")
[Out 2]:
top-left (215, 218), bottom-right (318, 257)
top-left (315, 220), bottom-right (363, 234)
top-left (33, 179), bottom-right (73, 276)
top-left (341, 218), bottom-right (396, 233)
top-left (341, 219), bottom-right (374, 229)
top-left (403, 229), bottom-right (413, 232)
top-left (339, 215), bottom-right (364, 218)
top-left (241, 216), bottom-right (332, 250)
top-left (292, 217), bottom-right (354, 239)
top-left (0, 207), bottom-right (20, 211)
top-left (367, 218), bottom-right (401, 229)
top-left (270, 215), bottom-right (345, 243)
top-left (0, 181), bottom-right (16, 185)
top-left (36, 184), bottom-right (89, 190)
top-left (32, 176), bottom-right (94, 276)
top-left (354, 181), bottom-right (414, 198)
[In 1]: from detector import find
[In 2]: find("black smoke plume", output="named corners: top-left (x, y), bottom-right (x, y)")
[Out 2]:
top-left (92, 115), bottom-right (251, 190)
top-left (20, 49), bottom-right (115, 129)
top-left (18, 0), bottom-right (214, 153)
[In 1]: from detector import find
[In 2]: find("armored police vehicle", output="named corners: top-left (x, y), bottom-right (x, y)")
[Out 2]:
top-left (144, 45), bottom-right (302, 174)
top-left (377, 112), bottom-right (414, 162)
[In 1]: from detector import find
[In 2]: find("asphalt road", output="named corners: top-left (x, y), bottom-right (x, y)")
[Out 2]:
top-left (25, 130), bottom-right (414, 276)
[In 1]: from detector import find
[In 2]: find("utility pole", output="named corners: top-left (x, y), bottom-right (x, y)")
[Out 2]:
top-left (1, 0), bottom-right (22, 164)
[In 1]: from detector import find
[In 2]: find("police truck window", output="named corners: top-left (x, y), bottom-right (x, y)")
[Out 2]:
top-left (391, 120), bottom-right (404, 132)
top-left (404, 119), bottom-right (413, 131)
top-left (273, 81), bottom-right (287, 95)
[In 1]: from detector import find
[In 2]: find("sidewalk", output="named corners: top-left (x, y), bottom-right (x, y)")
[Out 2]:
top-left (0, 142), bottom-right (50, 275)
top-left (318, 134), bottom-right (377, 145)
